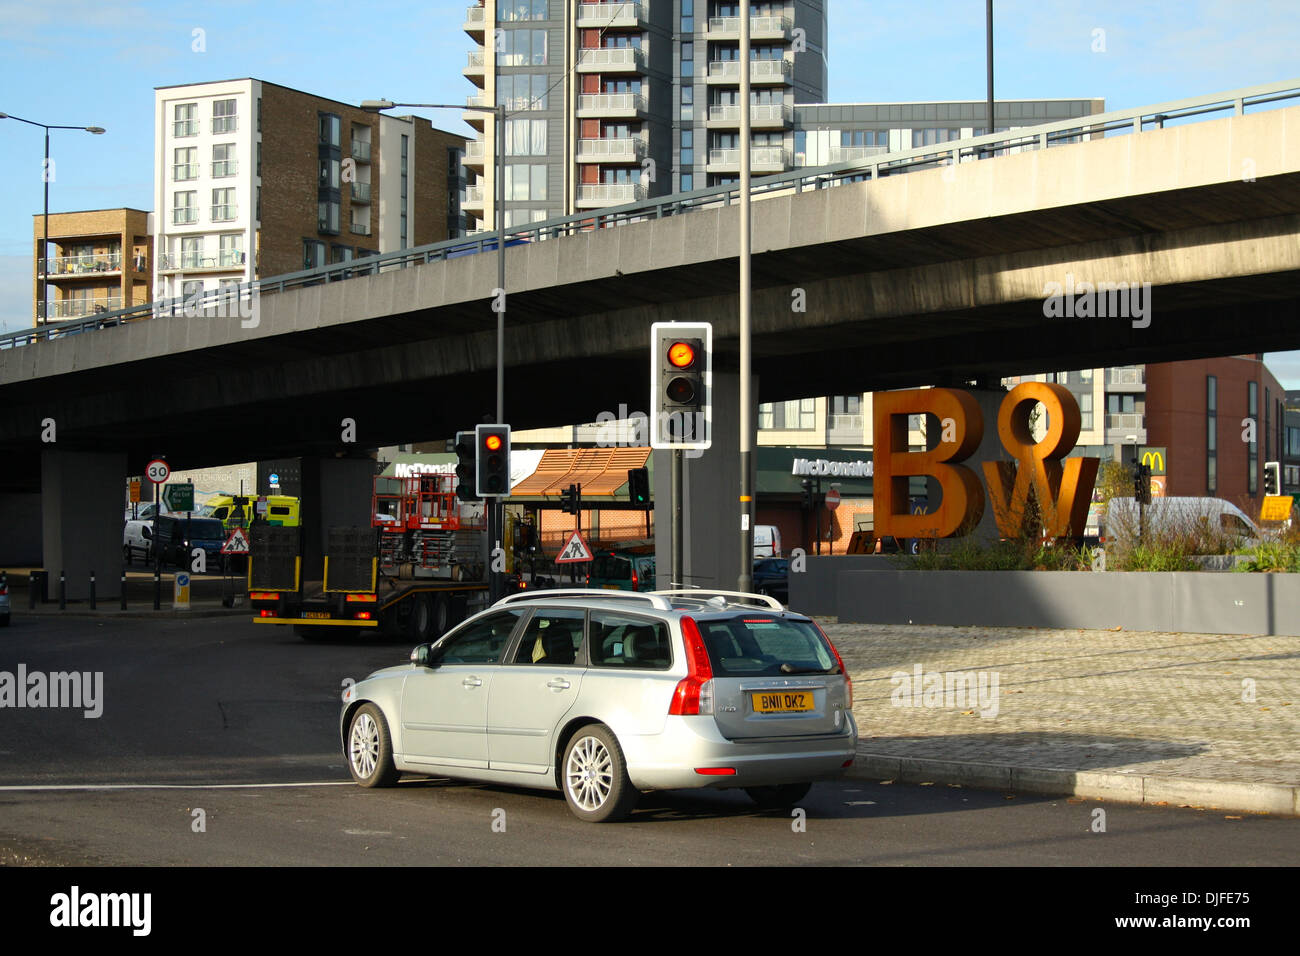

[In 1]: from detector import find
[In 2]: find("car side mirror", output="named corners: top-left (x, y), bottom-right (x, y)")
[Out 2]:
top-left (410, 644), bottom-right (443, 668)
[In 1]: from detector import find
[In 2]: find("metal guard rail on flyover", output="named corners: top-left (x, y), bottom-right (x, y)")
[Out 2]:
top-left (4, 78), bottom-right (1297, 351)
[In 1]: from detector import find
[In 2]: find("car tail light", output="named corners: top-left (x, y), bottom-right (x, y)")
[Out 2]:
top-left (345, 593), bottom-right (377, 603)
top-left (631, 568), bottom-right (638, 590)
top-left (669, 616), bottom-right (714, 716)
top-left (814, 621), bottom-right (853, 709)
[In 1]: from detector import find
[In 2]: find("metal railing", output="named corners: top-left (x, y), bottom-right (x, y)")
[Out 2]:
top-left (352, 140), bottom-right (372, 161)
top-left (1106, 413), bottom-right (1145, 430)
top-left (576, 2), bottom-right (642, 25)
top-left (173, 120), bottom-right (197, 137)
top-left (4, 78), bottom-right (1296, 351)
top-left (707, 146), bottom-right (789, 169)
top-left (210, 204), bottom-right (238, 222)
top-left (157, 251), bottom-right (245, 270)
top-left (466, 51), bottom-right (484, 69)
top-left (172, 207), bottom-right (198, 224)
top-left (47, 297), bottom-right (122, 319)
top-left (577, 183), bottom-right (647, 205)
top-left (576, 137), bottom-right (648, 161)
top-left (211, 160), bottom-right (238, 177)
top-left (173, 163), bottom-right (199, 180)
top-left (1107, 366), bottom-right (1146, 385)
top-left (577, 93), bottom-right (647, 114)
top-left (706, 59), bottom-right (791, 81)
top-left (707, 103), bottom-right (791, 125)
top-left (706, 15), bottom-right (791, 36)
top-left (577, 47), bottom-right (645, 70)
top-left (39, 253), bottom-right (123, 275)
top-left (350, 182), bottom-right (372, 202)
top-left (464, 4), bottom-right (484, 26)
top-left (212, 116), bottom-right (237, 133)
top-left (828, 144), bottom-right (889, 163)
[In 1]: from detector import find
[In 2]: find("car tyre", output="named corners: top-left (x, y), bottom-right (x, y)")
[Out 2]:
top-left (745, 782), bottom-right (812, 810)
top-left (562, 724), bottom-right (638, 823)
top-left (347, 703), bottom-right (399, 787)
top-left (123, 544), bottom-right (133, 566)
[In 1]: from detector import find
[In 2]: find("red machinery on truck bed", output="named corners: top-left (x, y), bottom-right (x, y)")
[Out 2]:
top-left (249, 474), bottom-right (494, 641)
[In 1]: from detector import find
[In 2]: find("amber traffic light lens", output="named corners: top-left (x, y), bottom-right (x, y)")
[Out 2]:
top-left (667, 342), bottom-right (696, 368)
top-left (484, 434), bottom-right (502, 451)
top-left (666, 376), bottom-right (696, 404)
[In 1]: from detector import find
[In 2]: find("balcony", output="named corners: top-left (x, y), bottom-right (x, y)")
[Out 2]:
top-left (1107, 366), bottom-right (1146, 388)
top-left (210, 204), bottom-right (238, 222)
top-left (576, 3), bottom-right (644, 28)
top-left (464, 140), bottom-right (486, 169)
top-left (827, 414), bottom-right (865, 444)
top-left (464, 94), bottom-right (490, 129)
top-left (350, 222), bottom-right (372, 236)
top-left (173, 163), bottom-right (199, 181)
top-left (49, 296), bottom-right (122, 319)
top-left (828, 145), bottom-right (889, 164)
top-left (463, 4), bottom-right (485, 36)
top-left (576, 47), bottom-right (646, 72)
top-left (211, 160), bottom-right (238, 178)
top-left (464, 50), bottom-right (486, 86)
top-left (705, 103), bottom-right (791, 129)
top-left (351, 140), bottom-right (372, 162)
top-left (1105, 413), bottom-right (1145, 431)
top-left (173, 120), bottom-right (198, 138)
top-left (705, 15), bottom-right (792, 40)
top-left (172, 207), bottom-right (199, 225)
top-left (576, 137), bottom-right (648, 163)
top-left (158, 251), bottom-right (245, 272)
top-left (350, 182), bottom-right (371, 203)
top-left (463, 185), bottom-right (485, 211)
top-left (706, 146), bottom-right (790, 174)
top-left (705, 58), bottom-right (792, 84)
top-left (40, 253), bottom-right (122, 276)
top-left (576, 92), bottom-right (648, 119)
top-left (575, 183), bottom-right (647, 208)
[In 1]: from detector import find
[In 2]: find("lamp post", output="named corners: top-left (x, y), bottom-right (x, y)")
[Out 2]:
top-left (363, 98), bottom-right (507, 601)
top-left (0, 113), bottom-right (105, 327)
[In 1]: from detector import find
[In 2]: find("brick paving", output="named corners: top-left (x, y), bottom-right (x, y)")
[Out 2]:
top-left (820, 622), bottom-right (1300, 786)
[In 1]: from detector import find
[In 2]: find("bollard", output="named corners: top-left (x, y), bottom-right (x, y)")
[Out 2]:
top-left (153, 566), bottom-right (160, 611)
top-left (89, 570), bottom-right (96, 610)
top-left (59, 570), bottom-right (66, 610)
top-left (28, 572), bottom-right (36, 610)
top-left (120, 571), bottom-right (127, 611)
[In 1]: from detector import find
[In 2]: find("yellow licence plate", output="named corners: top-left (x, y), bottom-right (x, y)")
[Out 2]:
top-left (751, 691), bottom-right (814, 714)
top-left (302, 611), bottom-right (330, 619)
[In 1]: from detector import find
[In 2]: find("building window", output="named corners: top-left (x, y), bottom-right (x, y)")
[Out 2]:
top-left (1207, 375), bottom-right (1217, 495)
top-left (681, 40), bottom-right (694, 77)
top-left (256, 142), bottom-right (262, 177)
top-left (505, 118), bottom-right (547, 156)
top-left (680, 84), bottom-right (693, 122)
top-left (173, 103), bottom-right (197, 138)
top-left (218, 234), bottom-right (243, 267)
top-left (319, 157), bottom-right (340, 189)
top-left (212, 98), bottom-right (237, 133)
top-left (256, 97), bottom-right (261, 133)
top-left (319, 113), bottom-right (340, 147)
top-left (1248, 381), bottom-right (1258, 495)
top-left (911, 128), bottom-right (961, 148)
top-left (498, 74), bottom-right (549, 110)
top-left (400, 134), bottom-right (409, 249)
top-left (499, 28), bottom-right (547, 66)
top-left (680, 172), bottom-right (694, 191)
top-left (303, 240), bottom-right (326, 269)
top-left (211, 188), bottom-right (236, 222)
top-left (179, 236), bottom-right (202, 269)
top-left (330, 244), bottom-right (354, 264)
top-left (757, 399), bottom-right (816, 431)
top-left (505, 163), bottom-right (548, 200)
top-left (681, 0), bottom-right (693, 32)
top-left (319, 198), bottom-right (340, 235)
top-left (498, 0), bottom-right (547, 21)
top-left (680, 128), bottom-right (693, 166)
top-left (1079, 391), bottom-right (1093, 431)
top-left (173, 146), bottom-right (198, 181)
top-left (172, 190), bottom-right (198, 224)
top-left (212, 143), bottom-right (237, 178)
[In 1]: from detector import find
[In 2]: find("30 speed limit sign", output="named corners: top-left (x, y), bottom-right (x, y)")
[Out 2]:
top-left (146, 459), bottom-right (170, 484)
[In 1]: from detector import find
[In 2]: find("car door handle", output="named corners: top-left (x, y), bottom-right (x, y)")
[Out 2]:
top-left (462, 677), bottom-right (483, 688)
top-left (546, 679), bottom-right (571, 691)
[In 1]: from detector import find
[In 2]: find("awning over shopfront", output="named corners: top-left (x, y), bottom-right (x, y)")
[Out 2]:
top-left (511, 447), bottom-right (651, 502)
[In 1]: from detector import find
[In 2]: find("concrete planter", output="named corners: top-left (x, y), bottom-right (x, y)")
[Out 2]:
top-left (791, 560), bottom-right (1300, 635)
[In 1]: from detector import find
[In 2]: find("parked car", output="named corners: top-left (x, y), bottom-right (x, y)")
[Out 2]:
top-left (585, 549), bottom-right (656, 591)
top-left (123, 519), bottom-right (154, 565)
top-left (753, 525), bottom-right (782, 558)
top-left (341, 588), bottom-right (857, 822)
top-left (752, 557), bottom-right (790, 603)
top-left (0, 577), bottom-right (10, 626)
top-left (152, 515), bottom-right (228, 571)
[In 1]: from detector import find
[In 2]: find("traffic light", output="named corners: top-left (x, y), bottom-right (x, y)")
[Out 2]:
top-left (475, 424), bottom-right (511, 497)
top-left (800, 478), bottom-right (813, 510)
top-left (1264, 461), bottom-right (1281, 497)
top-left (1134, 463), bottom-right (1152, 505)
top-left (627, 467), bottom-right (650, 506)
top-left (650, 322), bottom-right (712, 449)
top-left (559, 483), bottom-right (581, 515)
top-left (455, 430), bottom-right (480, 502)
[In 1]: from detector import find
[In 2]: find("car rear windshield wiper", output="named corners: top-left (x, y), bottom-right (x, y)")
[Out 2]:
top-left (780, 664), bottom-right (833, 675)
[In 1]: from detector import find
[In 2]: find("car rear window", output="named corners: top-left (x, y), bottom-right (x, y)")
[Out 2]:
top-left (589, 611), bottom-right (671, 669)
top-left (695, 616), bottom-right (837, 677)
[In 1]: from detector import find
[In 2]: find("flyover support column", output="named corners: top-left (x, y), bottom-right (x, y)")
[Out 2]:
top-left (298, 456), bottom-right (376, 585)
top-left (654, 371), bottom-right (754, 592)
top-left (41, 449), bottom-right (126, 600)
top-left (0, 493), bottom-right (43, 566)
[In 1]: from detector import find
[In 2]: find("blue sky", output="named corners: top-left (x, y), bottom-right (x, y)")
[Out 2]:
top-left (1, 0), bottom-right (1297, 381)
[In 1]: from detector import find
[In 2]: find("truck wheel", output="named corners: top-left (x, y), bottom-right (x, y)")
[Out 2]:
top-left (431, 593), bottom-right (450, 639)
top-left (406, 593), bottom-right (432, 641)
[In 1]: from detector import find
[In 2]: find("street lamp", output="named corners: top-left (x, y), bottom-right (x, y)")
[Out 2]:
top-left (362, 98), bottom-right (508, 602)
top-left (360, 99), bottom-right (506, 425)
top-left (0, 112), bottom-right (105, 327)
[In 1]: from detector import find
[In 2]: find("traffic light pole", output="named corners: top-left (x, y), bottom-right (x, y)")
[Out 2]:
top-left (737, 10), bottom-right (754, 593)
top-left (672, 449), bottom-right (684, 589)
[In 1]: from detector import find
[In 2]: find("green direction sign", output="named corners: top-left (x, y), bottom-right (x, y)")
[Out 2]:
top-left (162, 482), bottom-right (195, 512)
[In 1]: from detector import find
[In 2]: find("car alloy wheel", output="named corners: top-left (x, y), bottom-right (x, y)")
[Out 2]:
top-left (350, 712), bottom-right (379, 779)
top-left (348, 703), bottom-right (398, 787)
top-left (562, 724), bottom-right (637, 822)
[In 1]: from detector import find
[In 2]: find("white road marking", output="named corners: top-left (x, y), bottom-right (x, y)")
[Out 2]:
top-left (0, 781), bottom-right (353, 792)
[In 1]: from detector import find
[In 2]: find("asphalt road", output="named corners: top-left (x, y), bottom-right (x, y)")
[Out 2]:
top-left (0, 614), bottom-right (1295, 867)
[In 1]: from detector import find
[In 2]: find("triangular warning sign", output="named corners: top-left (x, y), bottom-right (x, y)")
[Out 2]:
top-left (554, 530), bottom-right (593, 564)
top-left (221, 527), bottom-right (251, 554)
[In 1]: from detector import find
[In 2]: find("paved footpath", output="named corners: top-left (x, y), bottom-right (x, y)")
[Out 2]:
top-left (824, 622), bottom-right (1300, 817)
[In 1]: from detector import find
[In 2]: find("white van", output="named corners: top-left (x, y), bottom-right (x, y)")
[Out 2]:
top-left (753, 524), bottom-right (782, 558)
top-left (1104, 497), bottom-right (1263, 546)
top-left (123, 519), bottom-right (154, 564)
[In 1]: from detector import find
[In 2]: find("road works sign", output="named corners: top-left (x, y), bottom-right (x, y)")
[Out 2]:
top-left (555, 531), bottom-right (594, 564)
top-left (221, 528), bottom-right (251, 554)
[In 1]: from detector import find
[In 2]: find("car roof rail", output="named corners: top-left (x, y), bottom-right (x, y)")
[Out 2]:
top-left (493, 589), bottom-right (673, 610)
top-left (650, 589), bottom-right (785, 612)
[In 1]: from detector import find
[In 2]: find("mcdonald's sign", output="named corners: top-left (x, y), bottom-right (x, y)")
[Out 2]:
top-left (1139, 447), bottom-right (1167, 476)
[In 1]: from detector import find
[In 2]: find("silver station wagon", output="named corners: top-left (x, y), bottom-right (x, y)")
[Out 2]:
top-left (341, 589), bottom-right (857, 822)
